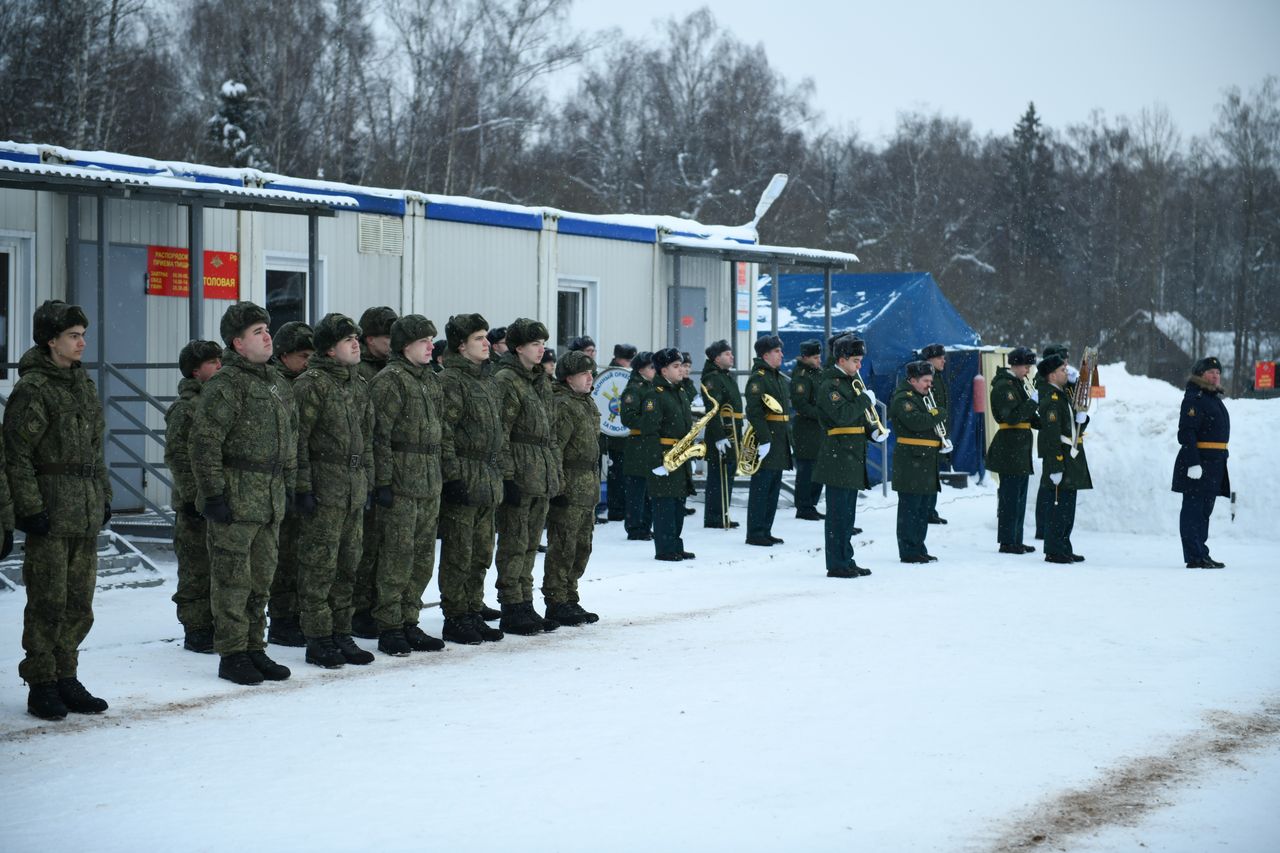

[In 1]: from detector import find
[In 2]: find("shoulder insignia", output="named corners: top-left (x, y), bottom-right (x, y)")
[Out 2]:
top-left (26, 415), bottom-right (42, 434)
top-left (749, 383), bottom-right (760, 394)
top-left (623, 394), bottom-right (633, 403)
top-left (830, 391), bottom-right (841, 402)
top-left (644, 400), bottom-right (655, 412)
top-left (1006, 391), bottom-right (1015, 401)
top-left (795, 382), bottom-right (806, 393)
top-left (1055, 454), bottom-right (1064, 461)
top-left (1048, 411), bottom-right (1057, 422)
top-left (1051, 393), bottom-right (1059, 400)
top-left (656, 386), bottom-right (664, 392)
top-left (1187, 407), bottom-right (1196, 417)
top-left (904, 402), bottom-right (914, 411)
top-left (756, 369), bottom-right (765, 376)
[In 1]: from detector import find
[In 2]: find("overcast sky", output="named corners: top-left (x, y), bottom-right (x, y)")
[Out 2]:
top-left (563, 0), bottom-right (1280, 144)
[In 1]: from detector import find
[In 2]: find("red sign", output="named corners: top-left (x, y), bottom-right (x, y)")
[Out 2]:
top-left (1256, 361), bottom-right (1276, 390)
top-left (146, 246), bottom-right (240, 299)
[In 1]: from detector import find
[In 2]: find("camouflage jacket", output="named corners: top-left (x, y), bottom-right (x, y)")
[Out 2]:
top-left (163, 377), bottom-right (202, 507)
top-left (493, 352), bottom-right (561, 497)
top-left (0, 438), bottom-right (12, 531)
top-left (294, 353), bottom-right (374, 508)
top-left (358, 341), bottom-right (387, 383)
top-left (190, 349), bottom-right (296, 524)
top-left (438, 352), bottom-right (511, 507)
top-left (3, 346), bottom-right (110, 536)
top-left (552, 380), bottom-right (600, 508)
top-left (370, 354), bottom-right (443, 499)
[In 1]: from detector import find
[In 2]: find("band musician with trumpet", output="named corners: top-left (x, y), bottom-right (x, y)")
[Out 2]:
top-left (640, 348), bottom-right (697, 562)
top-left (790, 340), bottom-right (827, 521)
top-left (744, 335), bottom-right (793, 547)
top-left (986, 346), bottom-right (1041, 555)
top-left (889, 361), bottom-right (948, 563)
top-left (700, 340), bottom-right (742, 530)
top-left (1035, 352), bottom-right (1092, 564)
top-left (918, 343), bottom-right (950, 525)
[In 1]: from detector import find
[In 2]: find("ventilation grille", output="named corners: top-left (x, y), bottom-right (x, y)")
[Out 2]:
top-left (358, 213), bottom-right (403, 255)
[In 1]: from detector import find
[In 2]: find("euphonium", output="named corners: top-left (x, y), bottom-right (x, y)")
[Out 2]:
top-left (852, 371), bottom-right (887, 436)
top-left (923, 388), bottom-right (954, 453)
top-left (663, 388), bottom-right (721, 472)
top-left (736, 393), bottom-right (783, 476)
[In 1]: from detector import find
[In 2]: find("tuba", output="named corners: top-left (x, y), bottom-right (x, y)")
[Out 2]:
top-left (663, 388), bottom-right (721, 472)
top-left (737, 393), bottom-right (783, 476)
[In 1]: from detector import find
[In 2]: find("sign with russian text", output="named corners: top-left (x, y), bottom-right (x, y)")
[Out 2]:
top-left (1256, 361), bottom-right (1275, 390)
top-left (735, 262), bottom-right (751, 331)
top-left (146, 246), bottom-right (240, 300)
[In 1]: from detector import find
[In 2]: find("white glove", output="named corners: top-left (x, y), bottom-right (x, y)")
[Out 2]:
top-left (758, 442), bottom-right (772, 459)
top-left (872, 428), bottom-right (889, 443)
top-left (864, 388), bottom-right (877, 406)
top-left (715, 438), bottom-right (731, 453)
top-left (651, 465), bottom-right (669, 477)
top-left (1186, 464), bottom-right (1203, 480)
top-left (1049, 472), bottom-right (1063, 485)
top-left (1075, 411), bottom-right (1088, 424)
top-left (604, 456), bottom-right (612, 469)
top-left (1066, 365), bottom-right (1080, 384)
top-left (1028, 389), bottom-right (1039, 403)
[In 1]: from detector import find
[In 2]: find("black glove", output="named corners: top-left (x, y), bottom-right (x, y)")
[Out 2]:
top-left (441, 480), bottom-right (469, 505)
top-left (181, 502), bottom-right (203, 520)
top-left (375, 485), bottom-right (394, 508)
top-left (0, 530), bottom-right (13, 560)
top-left (294, 492), bottom-right (318, 517)
top-left (17, 511), bottom-right (51, 537)
top-left (502, 480), bottom-right (522, 506)
top-left (549, 494), bottom-right (570, 508)
top-left (102, 504), bottom-right (112, 527)
top-left (202, 495), bottom-right (233, 525)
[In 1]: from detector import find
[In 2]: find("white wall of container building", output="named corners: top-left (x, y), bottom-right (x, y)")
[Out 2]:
top-left (413, 217), bottom-right (541, 328)
top-left (553, 231), bottom-right (657, 353)
top-left (1, 189), bottom-right (63, 370)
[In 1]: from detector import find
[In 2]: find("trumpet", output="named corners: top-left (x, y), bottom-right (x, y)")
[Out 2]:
top-left (922, 388), bottom-right (954, 453)
top-left (737, 393), bottom-right (783, 476)
top-left (852, 371), bottom-right (887, 437)
top-left (663, 387), bottom-right (721, 472)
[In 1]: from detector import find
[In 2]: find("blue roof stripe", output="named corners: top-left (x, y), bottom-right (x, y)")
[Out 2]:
top-left (187, 173), bottom-right (245, 187)
top-left (0, 151), bottom-right (41, 164)
top-left (426, 202), bottom-right (541, 231)
top-left (267, 182), bottom-right (404, 215)
top-left (558, 217), bottom-right (655, 243)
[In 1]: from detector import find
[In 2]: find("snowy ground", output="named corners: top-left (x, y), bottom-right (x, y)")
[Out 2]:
top-left (2, 367), bottom-right (1277, 852)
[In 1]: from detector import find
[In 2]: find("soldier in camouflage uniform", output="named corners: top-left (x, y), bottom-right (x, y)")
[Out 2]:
top-left (350, 306), bottom-right (397, 639)
top-left (543, 350), bottom-right (602, 626)
top-left (266, 321), bottom-right (314, 647)
top-left (889, 361), bottom-right (946, 563)
top-left (368, 314), bottom-right (447, 656)
top-left (487, 326), bottom-right (508, 365)
top-left (700, 340), bottom-right (741, 530)
top-left (293, 313), bottom-right (376, 669)
top-left (640, 348), bottom-right (695, 561)
top-left (191, 301), bottom-right (295, 686)
top-left (493, 318), bottom-right (561, 635)
top-left (164, 339), bottom-right (223, 653)
top-left (790, 340), bottom-right (825, 521)
top-left (918, 343), bottom-right (950, 525)
top-left (431, 338), bottom-right (446, 373)
top-left (986, 346), bottom-right (1041, 555)
top-left (744, 335), bottom-right (793, 547)
top-left (620, 351), bottom-right (655, 540)
top-left (437, 314), bottom-right (509, 645)
top-left (6, 301), bottom-right (111, 720)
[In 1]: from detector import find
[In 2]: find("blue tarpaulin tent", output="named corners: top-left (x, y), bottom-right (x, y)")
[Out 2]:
top-left (757, 271), bottom-right (983, 481)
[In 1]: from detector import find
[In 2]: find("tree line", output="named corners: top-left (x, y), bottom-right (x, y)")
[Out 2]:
top-left (2, 0), bottom-right (1278, 392)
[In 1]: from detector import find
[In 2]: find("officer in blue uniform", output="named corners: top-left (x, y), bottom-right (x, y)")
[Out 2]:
top-left (1171, 356), bottom-right (1230, 569)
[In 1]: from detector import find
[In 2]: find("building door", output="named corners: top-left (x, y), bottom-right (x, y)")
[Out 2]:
top-left (668, 286), bottom-right (706, 361)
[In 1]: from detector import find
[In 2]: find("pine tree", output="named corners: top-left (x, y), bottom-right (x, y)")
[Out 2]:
top-left (207, 79), bottom-right (271, 170)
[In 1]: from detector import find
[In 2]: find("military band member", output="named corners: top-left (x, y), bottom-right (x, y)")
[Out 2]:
top-left (7, 300), bottom-right (112, 718)
top-left (790, 340), bottom-right (825, 521)
top-left (642, 348), bottom-right (695, 561)
top-left (620, 352), bottom-right (656, 540)
top-left (1036, 353), bottom-right (1091, 564)
top-left (430, 338), bottom-right (447, 373)
top-left (744, 335), bottom-right (792, 547)
top-left (986, 346), bottom-right (1040, 554)
top-left (1172, 357), bottom-right (1230, 569)
top-left (700, 339), bottom-right (742, 529)
top-left (889, 361), bottom-right (945, 563)
top-left (679, 352), bottom-right (698, 515)
top-left (601, 343), bottom-right (638, 523)
top-left (165, 339), bottom-right (223, 654)
top-left (1034, 344), bottom-right (1070, 540)
top-left (918, 343), bottom-right (949, 525)
top-left (541, 346), bottom-right (557, 377)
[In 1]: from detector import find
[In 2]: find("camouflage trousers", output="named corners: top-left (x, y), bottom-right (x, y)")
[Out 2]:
top-left (350, 505), bottom-right (378, 617)
top-left (207, 518), bottom-right (280, 656)
top-left (372, 492), bottom-right (441, 631)
top-left (268, 512), bottom-right (302, 619)
top-left (19, 535), bottom-right (97, 684)
top-left (437, 502), bottom-right (496, 620)
top-left (171, 512), bottom-right (212, 630)
top-left (297, 497), bottom-right (364, 638)
top-left (495, 495), bottom-right (549, 605)
top-left (543, 503), bottom-right (593, 605)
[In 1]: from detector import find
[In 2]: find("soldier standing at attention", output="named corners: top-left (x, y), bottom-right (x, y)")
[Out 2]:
top-left (493, 318), bottom-right (561, 635)
top-left (293, 314), bottom-right (376, 668)
top-left (790, 340), bottom-right (825, 521)
top-left (679, 352), bottom-right (698, 516)
top-left (700, 339), bottom-right (741, 530)
top-left (642, 348), bottom-right (695, 561)
top-left (1172, 357), bottom-right (1230, 569)
top-left (918, 343), bottom-right (949, 525)
top-left (487, 326), bottom-right (508, 364)
top-left (815, 335), bottom-right (888, 577)
top-left (6, 300), bottom-right (111, 719)
top-left (430, 338), bottom-right (447, 373)
top-left (1036, 353), bottom-right (1091, 564)
top-left (541, 347), bottom-right (557, 377)
top-left (190, 301), bottom-right (295, 685)
top-left (987, 347), bottom-right (1040, 555)
top-left (744, 335), bottom-right (792, 547)
top-left (889, 361), bottom-right (945, 563)
top-left (265, 321), bottom-right (314, 648)
top-left (165, 339), bottom-right (223, 653)
top-left (620, 352), bottom-right (656, 541)
top-left (350, 306), bottom-right (397, 639)
top-left (569, 335), bottom-right (597, 361)
top-left (601, 343), bottom-right (637, 523)
top-left (544, 350), bottom-right (602, 625)
top-left (1034, 344), bottom-right (1070, 540)
top-left (437, 314), bottom-right (508, 645)
top-left (368, 315), bottom-right (447, 655)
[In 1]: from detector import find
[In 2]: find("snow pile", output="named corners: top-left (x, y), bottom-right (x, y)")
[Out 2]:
top-left (1073, 362), bottom-right (1275, 538)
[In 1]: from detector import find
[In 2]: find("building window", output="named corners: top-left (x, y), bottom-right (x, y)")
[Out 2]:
top-left (265, 268), bottom-right (306, 335)
top-left (557, 277), bottom-right (597, 350)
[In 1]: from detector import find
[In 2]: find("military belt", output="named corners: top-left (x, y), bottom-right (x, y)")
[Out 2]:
top-left (725, 412), bottom-right (743, 419)
top-left (564, 459), bottom-right (599, 471)
top-left (629, 429), bottom-right (641, 436)
top-left (1196, 441), bottom-right (1227, 450)
top-left (765, 414), bottom-right (790, 422)
top-left (896, 437), bottom-right (941, 448)
top-left (35, 463), bottom-right (97, 478)
top-left (458, 448), bottom-right (499, 465)
top-left (509, 431), bottom-right (545, 445)
top-left (224, 456), bottom-right (283, 475)
top-left (390, 441), bottom-right (440, 455)
top-left (998, 423), bottom-right (1032, 430)
top-left (312, 452), bottom-right (365, 469)
top-left (826, 426), bottom-right (865, 436)
top-left (659, 437), bottom-right (678, 446)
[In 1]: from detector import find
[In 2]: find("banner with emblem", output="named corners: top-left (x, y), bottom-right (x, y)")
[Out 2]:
top-left (592, 366), bottom-right (632, 437)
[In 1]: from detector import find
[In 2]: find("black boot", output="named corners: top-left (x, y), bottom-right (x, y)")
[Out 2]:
top-left (403, 623), bottom-right (445, 651)
top-left (268, 614), bottom-right (306, 647)
top-left (378, 629), bottom-right (412, 657)
top-left (480, 603), bottom-right (502, 622)
top-left (796, 508), bottom-right (825, 521)
top-left (350, 610), bottom-right (379, 640)
top-left (568, 602), bottom-right (599, 624)
top-left (333, 634), bottom-right (375, 665)
top-left (219, 652), bottom-right (265, 685)
top-left (529, 601), bottom-right (559, 632)
top-left (183, 627), bottom-right (215, 654)
top-left (28, 682), bottom-right (68, 720)
top-left (442, 615), bottom-right (482, 645)
top-left (546, 601), bottom-right (582, 626)
top-left (247, 650), bottom-right (291, 681)
top-left (305, 636), bottom-right (345, 669)
top-left (998, 544), bottom-right (1027, 554)
top-left (470, 612), bottom-right (504, 642)
top-left (55, 677), bottom-right (109, 713)
top-left (500, 602), bottom-right (541, 636)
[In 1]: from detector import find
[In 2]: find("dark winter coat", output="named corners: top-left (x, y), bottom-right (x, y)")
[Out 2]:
top-left (1171, 375), bottom-right (1230, 497)
top-left (812, 366), bottom-right (871, 490)
top-left (438, 351), bottom-right (510, 507)
top-left (744, 358), bottom-right (793, 471)
top-left (493, 352), bottom-right (561, 498)
top-left (888, 378), bottom-right (943, 495)
top-left (985, 367), bottom-right (1040, 476)
top-left (699, 359), bottom-right (743, 447)
top-left (620, 372), bottom-right (655, 477)
top-left (293, 353), bottom-right (374, 508)
top-left (638, 375), bottom-right (692, 499)
top-left (370, 354), bottom-right (443, 499)
top-left (790, 361), bottom-right (824, 460)
top-left (1036, 383), bottom-right (1092, 491)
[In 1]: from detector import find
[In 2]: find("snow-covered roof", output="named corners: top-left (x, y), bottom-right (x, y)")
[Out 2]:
top-left (661, 234), bottom-right (858, 267)
top-left (1111, 309), bottom-right (1280, 369)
